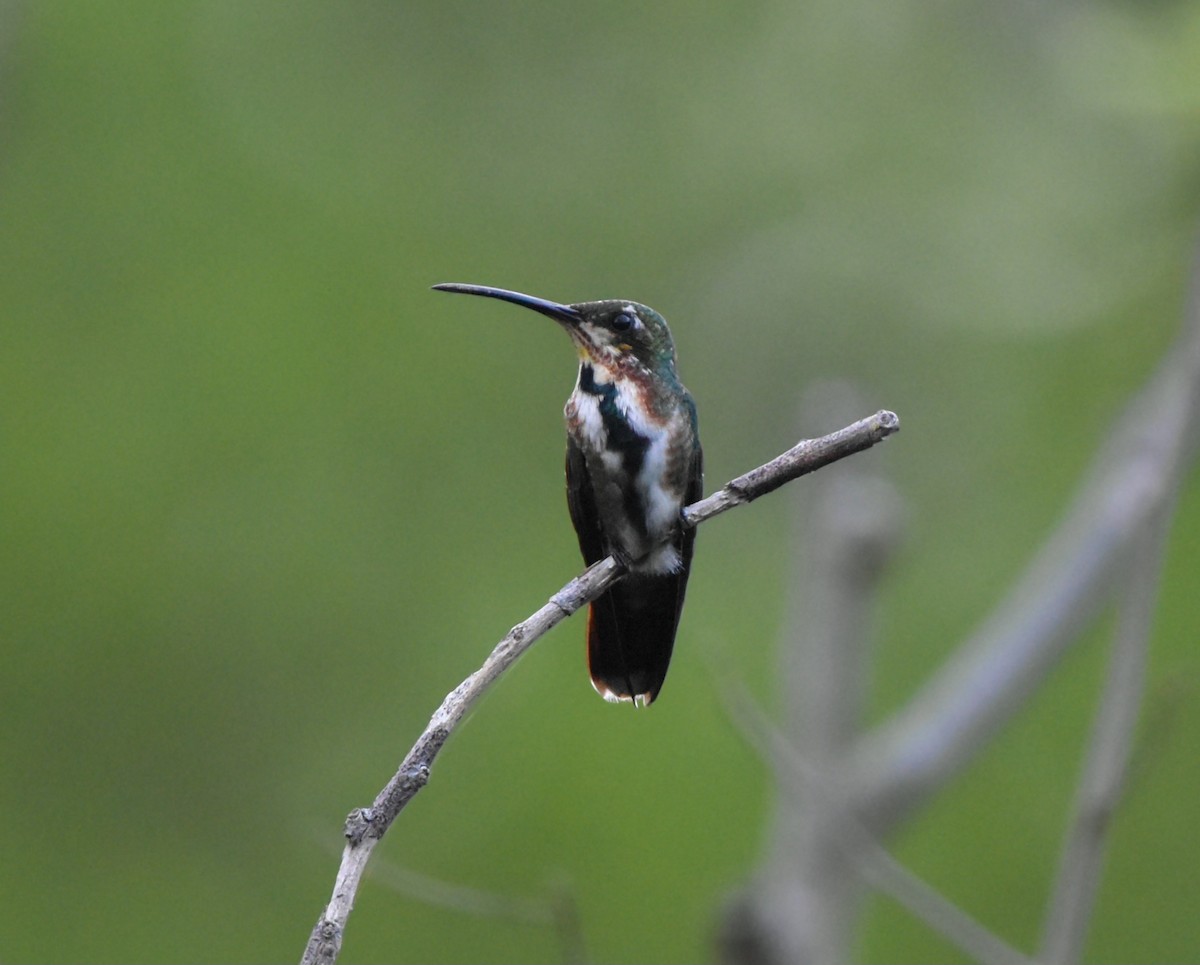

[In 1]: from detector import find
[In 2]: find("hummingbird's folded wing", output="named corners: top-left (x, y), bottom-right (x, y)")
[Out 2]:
top-left (565, 436), bottom-right (606, 565)
top-left (566, 437), bottom-right (704, 705)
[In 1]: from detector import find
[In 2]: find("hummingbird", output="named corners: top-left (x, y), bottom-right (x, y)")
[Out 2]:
top-left (433, 283), bottom-right (703, 706)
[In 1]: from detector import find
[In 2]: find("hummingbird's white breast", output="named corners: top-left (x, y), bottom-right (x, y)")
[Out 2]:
top-left (565, 365), bottom-right (688, 575)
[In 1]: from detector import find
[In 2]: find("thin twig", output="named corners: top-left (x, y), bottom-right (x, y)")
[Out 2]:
top-left (368, 858), bottom-right (556, 926)
top-left (301, 410), bottom-right (901, 965)
top-left (1036, 503), bottom-right (1168, 964)
top-left (366, 859), bottom-right (588, 962)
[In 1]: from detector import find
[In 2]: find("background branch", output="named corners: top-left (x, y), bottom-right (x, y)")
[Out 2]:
top-left (722, 684), bottom-right (1034, 965)
top-left (301, 409), bottom-right (901, 965)
top-left (722, 234), bottom-right (1200, 965)
top-left (1037, 500), bottom-right (1169, 964)
top-left (850, 304), bottom-right (1200, 831)
top-left (720, 383), bottom-right (904, 965)
top-left (1037, 245), bottom-right (1200, 963)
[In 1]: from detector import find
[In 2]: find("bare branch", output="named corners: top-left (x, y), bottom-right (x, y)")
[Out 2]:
top-left (301, 410), bottom-right (901, 965)
top-left (851, 314), bottom-right (1200, 830)
top-left (1038, 248), bottom-right (1200, 963)
top-left (1037, 506), bottom-right (1167, 963)
top-left (365, 858), bottom-right (588, 962)
top-left (684, 409), bottom-right (900, 525)
top-left (722, 383), bottom-right (904, 965)
top-left (367, 859), bottom-right (556, 926)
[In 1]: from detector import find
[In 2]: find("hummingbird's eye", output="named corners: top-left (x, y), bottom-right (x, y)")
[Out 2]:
top-left (612, 312), bottom-right (636, 332)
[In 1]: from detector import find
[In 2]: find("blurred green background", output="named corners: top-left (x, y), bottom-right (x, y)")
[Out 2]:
top-left (3, 1), bottom-right (1199, 962)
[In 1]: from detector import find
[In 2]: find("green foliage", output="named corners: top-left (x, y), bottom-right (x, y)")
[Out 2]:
top-left (2, 1), bottom-right (1198, 961)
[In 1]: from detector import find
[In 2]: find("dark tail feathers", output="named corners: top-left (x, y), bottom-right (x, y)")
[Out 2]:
top-left (587, 570), bottom-right (688, 706)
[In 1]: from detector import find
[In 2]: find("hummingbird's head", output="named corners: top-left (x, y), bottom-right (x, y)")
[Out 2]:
top-left (432, 284), bottom-right (680, 377)
top-left (566, 299), bottom-right (678, 374)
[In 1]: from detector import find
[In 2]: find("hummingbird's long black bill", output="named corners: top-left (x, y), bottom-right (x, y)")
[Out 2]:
top-left (432, 283), bottom-right (581, 325)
